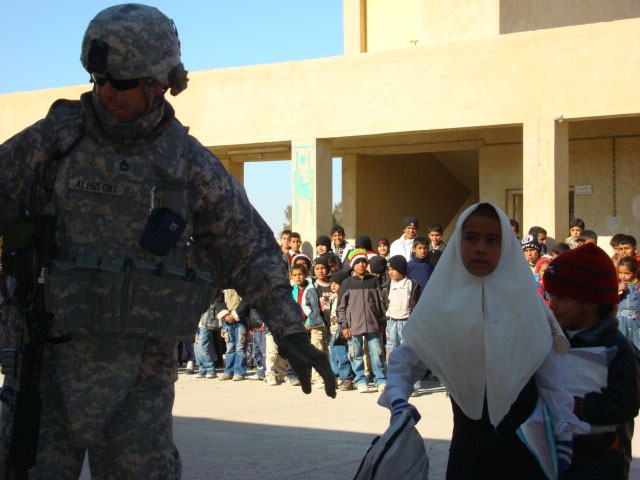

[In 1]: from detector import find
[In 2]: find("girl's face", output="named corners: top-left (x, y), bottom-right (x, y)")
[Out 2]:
top-left (316, 244), bottom-right (328, 255)
top-left (618, 265), bottom-right (637, 284)
top-left (538, 262), bottom-right (550, 276)
top-left (377, 244), bottom-right (389, 256)
top-left (548, 294), bottom-right (598, 330)
top-left (330, 282), bottom-right (340, 294)
top-left (460, 215), bottom-right (502, 277)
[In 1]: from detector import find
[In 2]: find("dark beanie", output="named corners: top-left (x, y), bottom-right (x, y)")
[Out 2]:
top-left (402, 217), bottom-right (419, 229)
top-left (376, 236), bottom-right (389, 247)
top-left (368, 255), bottom-right (387, 275)
top-left (329, 270), bottom-right (349, 285)
top-left (521, 234), bottom-right (541, 252)
top-left (388, 255), bottom-right (408, 276)
top-left (316, 235), bottom-right (331, 250)
top-left (543, 243), bottom-right (618, 305)
top-left (312, 256), bottom-right (329, 269)
top-left (355, 234), bottom-right (373, 251)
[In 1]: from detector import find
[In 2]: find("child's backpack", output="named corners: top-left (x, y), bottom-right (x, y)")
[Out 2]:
top-left (353, 409), bottom-right (429, 480)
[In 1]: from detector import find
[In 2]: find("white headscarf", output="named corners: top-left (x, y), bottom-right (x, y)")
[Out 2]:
top-left (403, 203), bottom-right (553, 426)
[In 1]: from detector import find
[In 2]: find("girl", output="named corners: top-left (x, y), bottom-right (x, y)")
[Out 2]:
top-left (617, 255), bottom-right (640, 348)
top-left (379, 202), bottom-right (588, 479)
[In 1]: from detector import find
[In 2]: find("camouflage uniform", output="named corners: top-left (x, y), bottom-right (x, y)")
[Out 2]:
top-left (0, 4), bottom-right (320, 479)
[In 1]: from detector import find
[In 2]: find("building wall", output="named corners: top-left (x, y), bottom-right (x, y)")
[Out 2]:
top-left (347, 153), bottom-right (470, 241)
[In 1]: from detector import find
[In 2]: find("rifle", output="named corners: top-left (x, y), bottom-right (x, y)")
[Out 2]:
top-left (0, 215), bottom-right (57, 479)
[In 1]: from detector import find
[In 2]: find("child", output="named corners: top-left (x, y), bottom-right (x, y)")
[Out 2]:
top-left (544, 243), bottom-right (640, 479)
top-left (291, 263), bottom-right (328, 388)
top-left (407, 236), bottom-right (434, 290)
top-left (379, 202), bottom-right (589, 479)
top-left (287, 231), bottom-right (303, 263)
top-left (331, 225), bottom-right (354, 267)
top-left (535, 257), bottom-right (551, 304)
top-left (382, 255), bottom-right (421, 359)
top-left (312, 257), bottom-right (333, 328)
top-left (565, 218), bottom-right (585, 249)
top-left (552, 242), bottom-right (571, 258)
top-left (427, 223), bottom-right (446, 268)
top-left (528, 226), bottom-right (548, 255)
top-left (315, 234), bottom-right (341, 272)
top-left (389, 217), bottom-right (419, 261)
top-left (215, 289), bottom-right (251, 381)
top-left (510, 218), bottom-right (521, 238)
top-left (610, 233), bottom-right (626, 266)
top-left (617, 256), bottom-right (640, 349)
top-left (521, 234), bottom-right (542, 273)
top-left (618, 234), bottom-right (640, 268)
top-left (328, 270), bottom-right (356, 391)
top-left (376, 236), bottom-right (390, 258)
top-left (337, 249), bottom-right (386, 393)
top-left (577, 229), bottom-right (598, 246)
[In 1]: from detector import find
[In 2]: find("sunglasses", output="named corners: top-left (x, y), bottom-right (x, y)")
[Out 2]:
top-left (91, 74), bottom-right (141, 92)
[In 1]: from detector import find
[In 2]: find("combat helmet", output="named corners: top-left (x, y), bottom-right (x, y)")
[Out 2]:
top-left (81, 3), bottom-right (188, 96)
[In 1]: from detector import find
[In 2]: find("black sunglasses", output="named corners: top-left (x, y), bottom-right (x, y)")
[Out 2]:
top-left (91, 73), bottom-right (141, 92)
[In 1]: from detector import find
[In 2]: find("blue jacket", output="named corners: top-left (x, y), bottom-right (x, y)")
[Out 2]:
top-left (407, 257), bottom-right (433, 291)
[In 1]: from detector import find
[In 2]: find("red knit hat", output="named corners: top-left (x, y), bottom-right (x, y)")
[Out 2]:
top-left (543, 243), bottom-right (618, 305)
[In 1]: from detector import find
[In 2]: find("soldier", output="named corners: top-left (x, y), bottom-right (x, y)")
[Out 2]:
top-left (0, 4), bottom-right (335, 478)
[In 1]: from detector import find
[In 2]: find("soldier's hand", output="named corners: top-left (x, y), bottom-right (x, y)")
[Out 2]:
top-left (279, 332), bottom-right (336, 398)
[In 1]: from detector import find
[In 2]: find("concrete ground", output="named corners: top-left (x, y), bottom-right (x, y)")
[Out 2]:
top-left (80, 368), bottom-right (639, 480)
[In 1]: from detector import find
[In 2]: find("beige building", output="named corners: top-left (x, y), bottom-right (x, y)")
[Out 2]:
top-left (1, 1), bottom-right (639, 255)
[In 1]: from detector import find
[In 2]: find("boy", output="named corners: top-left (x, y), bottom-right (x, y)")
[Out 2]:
top-left (521, 234), bottom-right (542, 273)
top-left (312, 257), bottom-right (333, 329)
top-left (390, 217), bottom-right (419, 261)
top-left (617, 256), bottom-right (640, 349)
top-left (315, 234), bottom-right (341, 272)
top-left (337, 249), bottom-right (386, 393)
top-left (331, 225), bottom-right (355, 267)
top-left (328, 270), bottom-right (356, 391)
top-left (288, 231), bottom-right (303, 264)
top-left (427, 223), bottom-right (446, 268)
top-left (618, 234), bottom-right (639, 266)
top-left (510, 218), bottom-right (521, 238)
top-left (565, 218), bottom-right (585, 249)
top-left (407, 236), bottom-right (434, 291)
top-left (383, 255), bottom-right (421, 359)
top-left (544, 243), bottom-right (640, 479)
top-left (215, 289), bottom-right (251, 381)
top-left (528, 226), bottom-right (548, 255)
top-left (577, 229), bottom-right (598, 246)
top-left (291, 264), bottom-right (328, 387)
top-left (552, 242), bottom-right (571, 258)
top-left (610, 233), bottom-right (626, 266)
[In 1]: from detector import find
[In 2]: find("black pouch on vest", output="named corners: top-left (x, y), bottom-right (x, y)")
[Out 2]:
top-left (139, 207), bottom-right (187, 257)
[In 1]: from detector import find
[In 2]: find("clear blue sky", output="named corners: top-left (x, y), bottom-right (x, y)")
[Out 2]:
top-left (0, 1), bottom-right (344, 235)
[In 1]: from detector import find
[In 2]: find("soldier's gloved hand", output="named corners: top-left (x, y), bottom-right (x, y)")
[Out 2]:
top-left (279, 332), bottom-right (336, 398)
top-left (390, 398), bottom-right (421, 424)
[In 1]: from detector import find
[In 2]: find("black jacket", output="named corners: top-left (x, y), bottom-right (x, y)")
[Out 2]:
top-left (565, 314), bottom-right (640, 479)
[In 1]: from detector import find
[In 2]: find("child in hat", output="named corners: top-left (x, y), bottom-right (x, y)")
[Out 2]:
top-left (337, 249), bottom-right (386, 393)
top-left (544, 244), bottom-right (640, 479)
top-left (379, 202), bottom-right (589, 479)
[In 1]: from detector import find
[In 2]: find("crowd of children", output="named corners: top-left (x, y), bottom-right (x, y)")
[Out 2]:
top-left (182, 210), bottom-right (639, 479)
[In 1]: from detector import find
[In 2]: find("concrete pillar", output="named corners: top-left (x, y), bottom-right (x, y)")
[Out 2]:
top-left (341, 154), bottom-right (358, 239)
top-left (226, 160), bottom-right (244, 184)
top-left (291, 139), bottom-right (333, 257)
top-left (343, 0), bottom-right (366, 55)
top-left (522, 116), bottom-right (569, 242)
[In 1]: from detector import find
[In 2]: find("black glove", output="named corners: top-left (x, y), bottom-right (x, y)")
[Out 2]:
top-left (279, 332), bottom-right (336, 398)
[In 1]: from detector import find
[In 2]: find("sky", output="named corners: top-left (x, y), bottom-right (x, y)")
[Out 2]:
top-left (0, 0), bottom-right (344, 235)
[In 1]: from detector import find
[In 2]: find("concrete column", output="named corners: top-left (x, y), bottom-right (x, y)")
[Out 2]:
top-left (226, 160), bottom-right (244, 184)
top-left (291, 139), bottom-right (332, 257)
top-left (522, 116), bottom-right (569, 242)
top-left (341, 154), bottom-right (358, 239)
top-left (343, 0), bottom-right (366, 55)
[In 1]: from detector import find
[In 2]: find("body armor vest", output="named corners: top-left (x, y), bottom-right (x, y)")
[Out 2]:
top-left (43, 120), bottom-right (211, 337)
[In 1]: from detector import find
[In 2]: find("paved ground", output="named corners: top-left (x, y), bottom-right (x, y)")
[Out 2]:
top-left (67, 367), bottom-right (636, 478)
